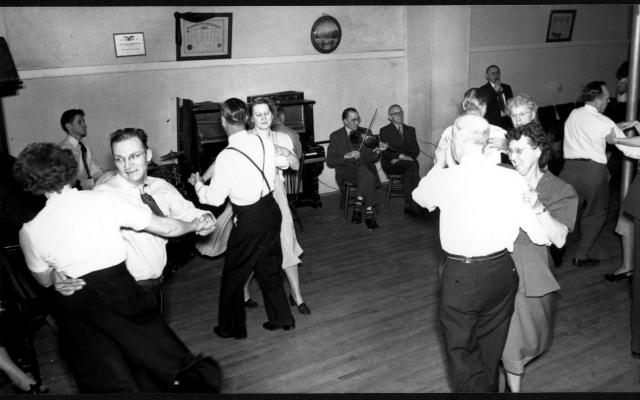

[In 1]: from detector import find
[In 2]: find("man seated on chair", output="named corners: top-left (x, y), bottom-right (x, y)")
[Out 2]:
top-left (379, 104), bottom-right (421, 215)
top-left (327, 107), bottom-right (387, 230)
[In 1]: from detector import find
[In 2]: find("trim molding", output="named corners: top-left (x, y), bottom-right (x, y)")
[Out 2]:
top-left (18, 50), bottom-right (406, 80)
top-left (469, 39), bottom-right (629, 53)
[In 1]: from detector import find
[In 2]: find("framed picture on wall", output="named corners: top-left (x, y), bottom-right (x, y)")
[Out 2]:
top-left (546, 10), bottom-right (576, 43)
top-left (113, 33), bottom-right (146, 57)
top-left (174, 12), bottom-right (232, 61)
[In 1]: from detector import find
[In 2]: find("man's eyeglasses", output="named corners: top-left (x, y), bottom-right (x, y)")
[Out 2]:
top-left (389, 111), bottom-right (403, 116)
top-left (114, 151), bottom-right (145, 164)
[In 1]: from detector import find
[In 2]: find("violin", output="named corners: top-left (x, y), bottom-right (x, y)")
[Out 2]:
top-left (348, 109), bottom-right (381, 150)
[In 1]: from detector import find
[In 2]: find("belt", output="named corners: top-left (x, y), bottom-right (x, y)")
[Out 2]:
top-left (446, 249), bottom-right (508, 264)
top-left (136, 276), bottom-right (163, 287)
top-left (567, 158), bottom-right (592, 162)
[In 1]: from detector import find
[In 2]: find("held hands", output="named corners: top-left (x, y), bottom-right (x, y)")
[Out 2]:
top-left (344, 150), bottom-right (361, 160)
top-left (188, 172), bottom-right (203, 187)
top-left (52, 269), bottom-right (86, 296)
top-left (193, 214), bottom-right (216, 236)
top-left (275, 146), bottom-right (291, 158)
top-left (605, 128), bottom-right (618, 145)
top-left (523, 185), bottom-right (543, 212)
top-left (618, 120), bottom-right (640, 132)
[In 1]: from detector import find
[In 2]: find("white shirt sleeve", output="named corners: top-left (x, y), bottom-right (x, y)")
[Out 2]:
top-left (412, 167), bottom-right (444, 212)
top-left (108, 192), bottom-right (153, 231)
top-left (19, 227), bottom-right (48, 274)
top-left (195, 152), bottom-right (231, 207)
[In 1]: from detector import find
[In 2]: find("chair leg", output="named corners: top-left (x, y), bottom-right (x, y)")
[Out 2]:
top-left (385, 179), bottom-right (393, 209)
top-left (343, 185), bottom-right (349, 219)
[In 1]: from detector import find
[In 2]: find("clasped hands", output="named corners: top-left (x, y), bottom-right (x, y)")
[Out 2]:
top-left (522, 185), bottom-right (545, 214)
top-left (193, 214), bottom-right (216, 236)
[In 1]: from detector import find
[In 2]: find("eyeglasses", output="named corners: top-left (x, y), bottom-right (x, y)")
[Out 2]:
top-left (348, 117), bottom-right (361, 122)
top-left (510, 111), bottom-right (531, 119)
top-left (389, 111), bottom-right (404, 116)
top-left (114, 151), bottom-right (145, 164)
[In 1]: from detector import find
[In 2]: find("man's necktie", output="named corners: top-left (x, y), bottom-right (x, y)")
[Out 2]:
top-left (398, 126), bottom-right (403, 136)
top-left (78, 141), bottom-right (91, 179)
top-left (496, 89), bottom-right (506, 113)
top-left (140, 186), bottom-right (166, 217)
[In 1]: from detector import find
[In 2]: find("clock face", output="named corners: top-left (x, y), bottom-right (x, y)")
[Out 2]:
top-left (311, 15), bottom-right (341, 54)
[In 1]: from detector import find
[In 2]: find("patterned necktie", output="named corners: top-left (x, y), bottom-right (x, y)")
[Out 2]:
top-left (398, 126), bottom-right (403, 136)
top-left (78, 141), bottom-right (91, 178)
top-left (139, 185), bottom-right (166, 217)
top-left (496, 88), bottom-right (506, 113)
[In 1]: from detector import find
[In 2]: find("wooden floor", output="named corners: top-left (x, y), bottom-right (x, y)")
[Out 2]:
top-left (7, 189), bottom-right (640, 393)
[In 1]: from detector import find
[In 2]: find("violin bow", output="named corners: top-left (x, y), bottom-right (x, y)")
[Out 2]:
top-left (358, 108), bottom-right (378, 151)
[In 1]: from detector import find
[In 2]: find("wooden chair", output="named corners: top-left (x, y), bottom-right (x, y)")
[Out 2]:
top-left (339, 181), bottom-right (359, 219)
top-left (384, 174), bottom-right (404, 209)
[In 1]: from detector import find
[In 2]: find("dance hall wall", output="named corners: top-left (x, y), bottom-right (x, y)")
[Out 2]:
top-left (0, 5), bottom-right (632, 194)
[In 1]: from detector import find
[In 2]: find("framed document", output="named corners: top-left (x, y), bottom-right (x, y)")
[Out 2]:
top-left (546, 10), bottom-right (576, 43)
top-left (175, 12), bottom-right (232, 61)
top-left (113, 32), bottom-right (146, 57)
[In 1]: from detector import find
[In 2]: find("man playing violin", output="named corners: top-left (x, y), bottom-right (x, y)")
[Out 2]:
top-left (327, 107), bottom-right (387, 230)
top-left (379, 104), bottom-right (421, 215)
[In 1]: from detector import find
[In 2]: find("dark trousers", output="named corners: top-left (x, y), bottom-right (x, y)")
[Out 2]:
top-left (381, 159), bottom-right (420, 207)
top-left (137, 277), bottom-right (164, 316)
top-left (439, 253), bottom-right (518, 392)
top-left (632, 219), bottom-right (640, 354)
top-left (219, 193), bottom-right (294, 333)
top-left (559, 159), bottom-right (609, 259)
top-left (56, 263), bottom-right (195, 393)
top-left (339, 164), bottom-right (377, 207)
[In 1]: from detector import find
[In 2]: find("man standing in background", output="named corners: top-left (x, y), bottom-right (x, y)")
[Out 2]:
top-left (477, 65), bottom-right (513, 131)
top-left (58, 109), bottom-right (104, 190)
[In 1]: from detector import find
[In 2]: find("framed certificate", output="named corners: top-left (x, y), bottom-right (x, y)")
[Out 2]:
top-left (175, 12), bottom-right (232, 61)
top-left (546, 10), bottom-right (576, 43)
top-left (113, 32), bottom-right (146, 57)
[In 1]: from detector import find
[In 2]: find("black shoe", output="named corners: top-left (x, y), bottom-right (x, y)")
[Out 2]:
top-left (12, 383), bottom-right (49, 394)
top-left (262, 322), bottom-right (295, 331)
top-left (365, 215), bottom-right (379, 230)
top-left (351, 209), bottom-right (362, 224)
top-left (244, 298), bottom-right (259, 308)
top-left (289, 294), bottom-right (311, 315)
top-left (632, 351), bottom-right (640, 359)
top-left (572, 258), bottom-right (600, 267)
top-left (604, 271), bottom-right (633, 281)
top-left (213, 326), bottom-right (247, 339)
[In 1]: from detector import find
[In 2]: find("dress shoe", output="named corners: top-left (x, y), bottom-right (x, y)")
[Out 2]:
top-left (572, 258), bottom-right (600, 267)
top-left (632, 351), bottom-right (640, 359)
top-left (365, 215), bottom-right (379, 230)
top-left (351, 209), bottom-right (362, 224)
top-left (244, 298), bottom-right (259, 308)
top-left (213, 326), bottom-right (247, 339)
top-left (604, 271), bottom-right (633, 281)
top-left (288, 294), bottom-right (311, 315)
top-left (262, 321), bottom-right (295, 331)
top-left (12, 382), bottom-right (49, 394)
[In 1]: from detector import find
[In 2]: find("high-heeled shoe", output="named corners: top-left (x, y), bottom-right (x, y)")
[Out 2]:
top-left (604, 271), bottom-right (633, 281)
top-left (288, 294), bottom-right (311, 315)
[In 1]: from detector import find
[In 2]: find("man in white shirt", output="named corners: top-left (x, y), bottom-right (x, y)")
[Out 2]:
top-left (189, 98), bottom-right (294, 339)
top-left (560, 81), bottom-right (623, 267)
top-left (58, 109), bottom-right (104, 190)
top-left (94, 128), bottom-right (215, 314)
top-left (412, 114), bottom-right (549, 392)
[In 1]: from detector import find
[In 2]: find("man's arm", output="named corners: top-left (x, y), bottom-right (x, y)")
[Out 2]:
top-left (326, 131), bottom-right (348, 168)
top-left (162, 181), bottom-right (216, 236)
top-left (404, 127), bottom-right (420, 160)
top-left (412, 168), bottom-right (443, 212)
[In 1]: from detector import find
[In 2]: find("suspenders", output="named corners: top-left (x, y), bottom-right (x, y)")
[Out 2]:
top-left (226, 134), bottom-right (273, 196)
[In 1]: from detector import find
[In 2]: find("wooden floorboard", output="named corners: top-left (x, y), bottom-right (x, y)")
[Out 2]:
top-left (4, 189), bottom-right (640, 393)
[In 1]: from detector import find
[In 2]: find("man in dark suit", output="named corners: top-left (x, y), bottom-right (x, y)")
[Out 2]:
top-left (327, 107), bottom-right (385, 230)
top-left (379, 104), bottom-right (421, 214)
top-left (477, 65), bottom-right (513, 131)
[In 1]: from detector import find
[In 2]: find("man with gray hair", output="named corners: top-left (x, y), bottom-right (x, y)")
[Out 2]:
top-left (412, 114), bottom-right (549, 392)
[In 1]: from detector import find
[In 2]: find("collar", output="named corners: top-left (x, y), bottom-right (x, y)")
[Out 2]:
top-left (393, 123), bottom-right (403, 131)
top-left (65, 134), bottom-right (80, 146)
top-left (490, 82), bottom-right (501, 92)
top-left (46, 185), bottom-right (75, 202)
top-left (458, 152), bottom-right (487, 165)
top-left (583, 104), bottom-right (599, 114)
top-left (113, 173), bottom-right (149, 191)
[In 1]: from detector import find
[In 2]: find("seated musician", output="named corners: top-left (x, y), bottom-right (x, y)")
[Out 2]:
top-left (379, 104), bottom-right (421, 215)
top-left (327, 107), bottom-right (387, 230)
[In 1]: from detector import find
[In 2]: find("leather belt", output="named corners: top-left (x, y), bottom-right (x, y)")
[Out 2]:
top-left (137, 276), bottom-right (163, 287)
top-left (446, 249), bottom-right (508, 264)
top-left (567, 158), bottom-right (591, 162)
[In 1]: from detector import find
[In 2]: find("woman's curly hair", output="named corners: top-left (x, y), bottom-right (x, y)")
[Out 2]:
top-left (12, 142), bottom-right (78, 195)
top-left (506, 121), bottom-right (553, 169)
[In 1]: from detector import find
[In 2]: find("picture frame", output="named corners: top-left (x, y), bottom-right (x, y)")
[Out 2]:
top-left (175, 12), bottom-right (232, 61)
top-left (546, 10), bottom-right (576, 43)
top-left (113, 32), bottom-right (146, 57)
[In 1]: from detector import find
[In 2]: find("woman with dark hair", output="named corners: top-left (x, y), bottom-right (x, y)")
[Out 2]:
top-left (501, 122), bottom-right (578, 392)
top-left (14, 143), bottom-right (220, 393)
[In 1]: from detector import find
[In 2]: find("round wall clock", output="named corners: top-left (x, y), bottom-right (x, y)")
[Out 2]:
top-left (310, 15), bottom-right (341, 54)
